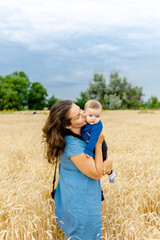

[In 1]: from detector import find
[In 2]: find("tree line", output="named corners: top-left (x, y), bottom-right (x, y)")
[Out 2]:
top-left (0, 71), bottom-right (58, 110)
top-left (75, 73), bottom-right (160, 109)
top-left (0, 71), bottom-right (160, 110)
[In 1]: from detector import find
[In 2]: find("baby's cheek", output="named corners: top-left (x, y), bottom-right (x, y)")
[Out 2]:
top-left (86, 116), bottom-right (90, 122)
top-left (87, 117), bottom-right (92, 124)
top-left (96, 118), bottom-right (100, 123)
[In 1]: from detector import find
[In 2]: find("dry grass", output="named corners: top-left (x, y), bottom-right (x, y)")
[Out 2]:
top-left (0, 110), bottom-right (160, 240)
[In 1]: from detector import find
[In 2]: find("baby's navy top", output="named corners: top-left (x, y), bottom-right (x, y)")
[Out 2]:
top-left (81, 120), bottom-right (103, 156)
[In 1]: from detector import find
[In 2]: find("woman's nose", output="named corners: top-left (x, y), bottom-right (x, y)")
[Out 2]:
top-left (81, 110), bottom-right (86, 117)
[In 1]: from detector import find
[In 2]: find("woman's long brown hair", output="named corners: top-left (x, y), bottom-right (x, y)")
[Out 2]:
top-left (42, 100), bottom-right (73, 164)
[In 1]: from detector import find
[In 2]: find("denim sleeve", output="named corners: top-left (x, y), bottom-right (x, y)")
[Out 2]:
top-left (65, 136), bottom-right (86, 157)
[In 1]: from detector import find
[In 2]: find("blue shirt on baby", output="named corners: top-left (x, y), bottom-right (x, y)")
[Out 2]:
top-left (81, 120), bottom-right (103, 156)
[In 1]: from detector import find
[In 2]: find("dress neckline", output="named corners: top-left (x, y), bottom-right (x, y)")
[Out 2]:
top-left (65, 130), bottom-right (85, 142)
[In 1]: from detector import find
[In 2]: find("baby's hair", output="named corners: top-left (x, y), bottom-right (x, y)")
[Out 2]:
top-left (84, 100), bottom-right (102, 111)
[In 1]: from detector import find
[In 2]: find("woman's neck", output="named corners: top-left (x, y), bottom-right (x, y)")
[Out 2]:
top-left (71, 128), bottom-right (81, 135)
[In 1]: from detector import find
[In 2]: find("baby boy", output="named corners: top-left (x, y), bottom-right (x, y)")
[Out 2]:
top-left (81, 99), bottom-right (116, 184)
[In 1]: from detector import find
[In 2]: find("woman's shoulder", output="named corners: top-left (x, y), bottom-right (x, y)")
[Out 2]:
top-left (64, 135), bottom-right (87, 157)
top-left (65, 135), bottom-right (86, 145)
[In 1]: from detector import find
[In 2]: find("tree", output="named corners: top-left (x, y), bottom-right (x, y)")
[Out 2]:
top-left (105, 72), bottom-right (143, 109)
top-left (0, 76), bottom-right (5, 110)
top-left (74, 91), bottom-right (90, 109)
top-left (0, 71), bottom-right (30, 110)
top-left (125, 85), bottom-right (143, 109)
top-left (47, 95), bottom-right (61, 109)
top-left (147, 96), bottom-right (160, 109)
top-left (106, 72), bottom-right (128, 95)
top-left (86, 73), bottom-right (107, 105)
top-left (73, 71), bottom-right (145, 110)
top-left (28, 82), bottom-right (48, 110)
top-left (103, 94), bottom-right (122, 109)
top-left (75, 73), bottom-right (107, 109)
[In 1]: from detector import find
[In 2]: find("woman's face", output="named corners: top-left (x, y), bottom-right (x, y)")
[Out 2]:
top-left (67, 103), bottom-right (87, 130)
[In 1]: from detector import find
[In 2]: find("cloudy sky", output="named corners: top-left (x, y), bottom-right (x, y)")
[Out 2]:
top-left (0, 0), bottom-right (160, 101)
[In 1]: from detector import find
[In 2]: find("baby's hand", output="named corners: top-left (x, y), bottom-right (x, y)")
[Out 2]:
top-left (86, 132), bottom-right (90, 137)
top-left (84, 153), bottom-right (90, 158)
top-left (103, 166), bottom-right (106, 175)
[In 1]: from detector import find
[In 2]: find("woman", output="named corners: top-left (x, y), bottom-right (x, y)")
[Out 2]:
top-left (42, 100), bottom-right (112, 240)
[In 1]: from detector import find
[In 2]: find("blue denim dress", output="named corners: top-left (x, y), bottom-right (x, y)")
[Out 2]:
top-left (54, 135), bottom-right (102, 240)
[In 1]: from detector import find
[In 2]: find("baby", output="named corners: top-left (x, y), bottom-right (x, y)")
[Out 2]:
top-left (81, 99), bottom-right (116, 184)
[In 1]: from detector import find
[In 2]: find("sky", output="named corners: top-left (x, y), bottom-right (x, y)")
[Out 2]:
top-left (0, 0), bottom-right (160, 101)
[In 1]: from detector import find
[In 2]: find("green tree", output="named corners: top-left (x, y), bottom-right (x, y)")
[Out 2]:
top-left (0, 71), bottom-right (30, 110)
top-left (125, 85), bottom-right (143, 109)
top-left (28, 82), bottom-right (48, 110)
top-left (74, 91), bottom-right (90, 109)
top-left (147, 96), bottom-right (160, 109)
top-left (103, 94), bottom-right (122, 109)
top-left (86, 73), bottom-right (107, 105)
top-left (75, 71), bottom-right (144, 110)
top-left (106, 72), bottom-right (128, 95)
top-left (47, 95), bottom-right (61, 109)
top-left (105, 72), bottom-right (143, 109)
top-left (0, 75), bottom-right (5, 109)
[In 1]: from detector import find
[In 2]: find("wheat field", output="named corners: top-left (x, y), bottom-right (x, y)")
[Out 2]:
top-left (0, 110), bottom-right (160, 240)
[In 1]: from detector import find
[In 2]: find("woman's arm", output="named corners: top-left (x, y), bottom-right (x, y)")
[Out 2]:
top-left (103, 152), bottom-right (113, 175)
top-left (70, 132), bottom-right (104, 180)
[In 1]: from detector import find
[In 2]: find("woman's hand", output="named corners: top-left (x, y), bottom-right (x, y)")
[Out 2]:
top-left (103, 153), bottom-right (113, 175)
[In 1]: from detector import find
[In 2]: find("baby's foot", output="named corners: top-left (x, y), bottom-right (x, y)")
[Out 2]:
top-left (108, 170), bottom-right (116, 183)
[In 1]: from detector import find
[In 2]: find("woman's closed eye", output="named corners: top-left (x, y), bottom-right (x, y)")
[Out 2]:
top-left (76, 109), bottom-right (84, 119)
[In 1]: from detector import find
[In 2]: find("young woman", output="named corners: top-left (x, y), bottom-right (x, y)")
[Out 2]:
top-left (42, 100), bottom-right (113, 240)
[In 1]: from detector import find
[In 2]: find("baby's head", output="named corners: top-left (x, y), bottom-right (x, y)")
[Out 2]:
top-left (84, 100), bottom-right (102, 125)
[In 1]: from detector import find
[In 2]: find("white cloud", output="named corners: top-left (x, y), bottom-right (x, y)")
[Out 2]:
top-left (74, 43), bottom-right (118, 56)
top-left (90, 44), bottom-right (118, 53)
top-left (0, 0), bottom-right (160, 49)
top-left (74, 69), bottom-right (92, 78)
